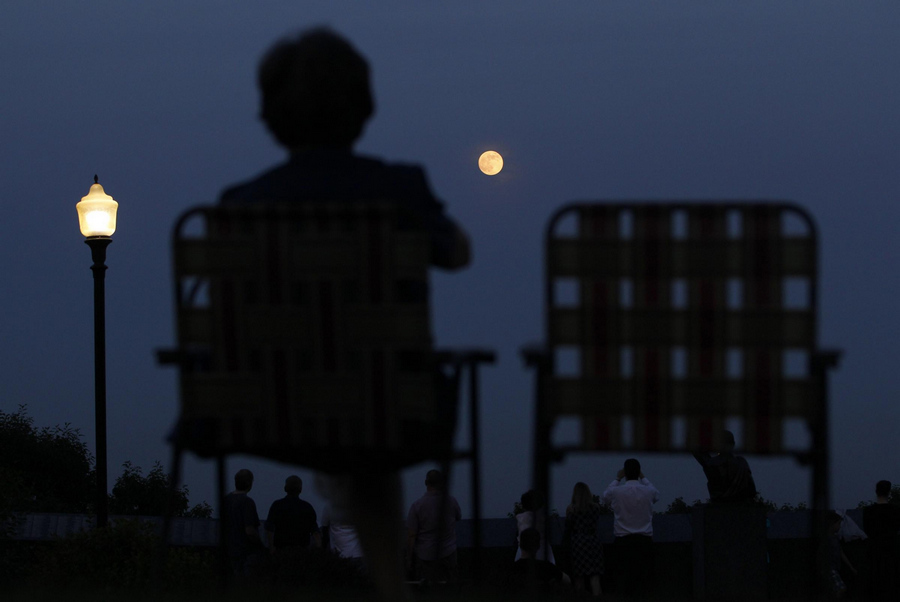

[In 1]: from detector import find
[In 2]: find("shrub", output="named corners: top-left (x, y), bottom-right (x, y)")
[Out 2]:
top-left (28, 518), bottom-right (215, 592)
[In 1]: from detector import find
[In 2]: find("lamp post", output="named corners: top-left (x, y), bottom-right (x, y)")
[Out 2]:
top-left (76, 175), bottom-right (118, 529)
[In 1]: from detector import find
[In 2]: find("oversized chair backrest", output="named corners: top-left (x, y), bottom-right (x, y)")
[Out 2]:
top-left (527, 201), bottom-right (838, 508)
top-left (167, 201), bottom-right (453, 473)
top-left (159, 201), bottom-right (494, 581)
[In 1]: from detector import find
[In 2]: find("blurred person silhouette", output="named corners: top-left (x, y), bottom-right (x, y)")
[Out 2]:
top-left (224, 468), bottom-right (264, 577)
top-left (406, 469), bottom-right (461, 584)
top-left (514, 489), bottom-right (556, 565)
top-left (508, 527), bottom-right (570, 593)
top-left (564, 482), bottom-right (603, 597)
top-left (819, 510), bottom-right (858, 599)
top-left (692, 430), bottom-right (757, 503)
top-left (265, 475), bottom-right (320, 556)
top-left (319, 502), bottom-right (364, 569)
top-left (863, 480), bottom-right (900, 599)
top-left (218, 27), bottom-right (471, 601)
top-left (602, 458), bottom-right (659, 598)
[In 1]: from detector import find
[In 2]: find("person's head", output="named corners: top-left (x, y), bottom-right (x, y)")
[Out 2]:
top-left (571, 482), bottom-right (593, 511)
top-left (521, 489), bottom-right (545, 512)
top-left (721, 430), bottom-right (736, 452)
top-left (876, 480), bottom-right (892, 499)
top-left (234, 469), bottom-right (254, 492)
top-left (519, 527), bottom-right (541, 557)
top-left (284, 475), bottom-right (303, 495)
top-left (826, 511), bottom-right (843, 534)
top-left (258, 27), bottom-right (374, 150)
top-left (624, 458), bottom-right (641, 481)
top-left (425, 469), bottom-right (444, 490)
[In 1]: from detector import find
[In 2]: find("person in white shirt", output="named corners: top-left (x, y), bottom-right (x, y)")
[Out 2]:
top-left (320, 504), bottom-right (364, 565)
top-left (602, 458), bottom-right (659, 598)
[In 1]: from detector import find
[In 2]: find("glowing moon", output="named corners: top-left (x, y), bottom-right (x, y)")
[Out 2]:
top-left (478, 150), bottom-right (503, 175)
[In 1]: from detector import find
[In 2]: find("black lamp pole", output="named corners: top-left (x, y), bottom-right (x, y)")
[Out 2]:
top-left (86, 236), bottom-right (112, 528)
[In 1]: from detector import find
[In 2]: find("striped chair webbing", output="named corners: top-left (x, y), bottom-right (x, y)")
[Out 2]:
top-left (173, 202), bottom-right (436, 458)
top-left (546, 203), bottom-right (817, 454)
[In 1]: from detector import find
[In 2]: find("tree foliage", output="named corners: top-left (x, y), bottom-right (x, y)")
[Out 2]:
top-left (0, 405), bottom-right (94, 515)
top-left (664, 496), bottom-right (705, 514)
top-left (28, 518), bottom-right (216, 592)
top-left (109, 461), bottom-right (212, 518)
top-left (0, 405), bottom-right (210, 520)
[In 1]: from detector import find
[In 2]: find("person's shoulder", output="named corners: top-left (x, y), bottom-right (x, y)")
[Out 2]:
top-left (356, 153), bottom-right (426, 176)
top-left (219, 161), bottom-right (293, 203)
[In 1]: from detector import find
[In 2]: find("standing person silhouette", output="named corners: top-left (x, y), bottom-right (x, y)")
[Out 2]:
top-left (218, 27), bottom-right (471, 601)
top-left (565, 482), bottom-right (603, 597)
top-left (602, 459), bottom-right (659, 598)
top-left (224, 469), bottom-right (263, 578)
top-left (692, 430), bottom-right (757, 503)
top-left (863, 480), bottom-right (900, 599)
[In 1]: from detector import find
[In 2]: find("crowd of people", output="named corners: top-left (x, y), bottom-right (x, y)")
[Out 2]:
top-left (220, 441), bottom-right (899, 600)
top-left (223, 467), bottom-right (463, 586)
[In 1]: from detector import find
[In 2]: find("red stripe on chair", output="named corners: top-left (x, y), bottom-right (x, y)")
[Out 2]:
top-left (319, 281), bottom-right (336, 372)
top-left (265, 218), bottom-right (283, 304)
top-left (643, 349), bottom-right (661, 449)
top-left (222, 280), bottom-right (238, 372)
top-left (594, 417), bottom-right (610, 450)
top-left (591, 281), bottom-right (610, 376)
top-left (367, 212), bottom-right (384, 304)
top-left (371, 349), bottom-right (387, 446)
top-left (754, 349), bottom-right (773, 452)
top-left (747, 208), bottom-right (776, 308)
top-left (698, 280), bottom-right (717, 376)
top-left (699, 418), bottom-right (712, 450)
top-left (274, 348), bottom-right (290, 444)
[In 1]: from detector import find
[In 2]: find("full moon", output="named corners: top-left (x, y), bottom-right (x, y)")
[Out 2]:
top-left (478, 150), bottom-right (503, 176)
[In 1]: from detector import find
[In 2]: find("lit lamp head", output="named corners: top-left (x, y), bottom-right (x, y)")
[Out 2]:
top-left (77, 175), bottom-right (118, 238)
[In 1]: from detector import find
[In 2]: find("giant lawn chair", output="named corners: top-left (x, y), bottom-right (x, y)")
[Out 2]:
top-left (158, 201), bottom-right (493, 579)
top-left (524, 202), bottom-right (839, 596)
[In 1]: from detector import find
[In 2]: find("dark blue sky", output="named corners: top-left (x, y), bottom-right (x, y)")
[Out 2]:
top-left (2, 2), bottom-right (899, 518)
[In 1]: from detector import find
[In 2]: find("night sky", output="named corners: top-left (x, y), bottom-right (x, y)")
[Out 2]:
top-left (3, 2), bottom-right (899, 519)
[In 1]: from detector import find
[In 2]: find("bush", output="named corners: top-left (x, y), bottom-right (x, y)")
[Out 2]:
top-left (28, 518), bottom-right (215, 592)
top-left (664, 497), bottom-right (704, 514)
top-left (109, 461), bottom-right (212, 518)
top-left (0, 406), bottom-right (94, 515)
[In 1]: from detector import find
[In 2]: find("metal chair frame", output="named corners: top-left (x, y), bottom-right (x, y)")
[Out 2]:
top-left (525, 201), bottom-right (839, 543)
top-left (158, 201), bottom-right (494, 581)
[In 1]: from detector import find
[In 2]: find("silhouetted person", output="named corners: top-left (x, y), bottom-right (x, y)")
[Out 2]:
top-left (508, 527), bottom-right (570, 593)
top-left (565, 481), bottom-right (603, 597)
top-left (319, 502), bottom-right (364, 566)
top-left (224, 468), bottom-right (263, 577)
top-left (265, 475), bottom-right (320, 554)
top-left (863, 480), bottom-right (900, 599)
top-left (602, 458), bottom-right (659, 598)
top-left (819, 510), bottom-right (857, 598)
top-left (220, 29), bottom-right (470, 269)
top-left (217, 27), bottom-right (471, 601)
top-left (515, 489), bottom-right (556, 564)
top-left (406, 469), bottom-right (461, 583)
top-left (693, 430), bottom-right (757, 503)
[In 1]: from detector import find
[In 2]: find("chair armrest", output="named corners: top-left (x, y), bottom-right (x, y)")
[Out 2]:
top-left (434, 348), bottom-right (497, 368)
top-left (520, 343), bottom-right (550, 369)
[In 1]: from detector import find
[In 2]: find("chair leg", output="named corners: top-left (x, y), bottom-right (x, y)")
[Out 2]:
top-left (341, 472), bottom-right (410, 601)
top-left (153, 439), bottom-right (184, 589)
top-left (216, 455), bottom-right (229, 588)
top-left (467, 359), bottom-right (483, 582)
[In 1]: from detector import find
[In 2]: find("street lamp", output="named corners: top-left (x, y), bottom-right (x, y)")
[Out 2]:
top-left (76, 175), bottom-right (118, 528)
